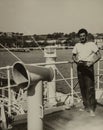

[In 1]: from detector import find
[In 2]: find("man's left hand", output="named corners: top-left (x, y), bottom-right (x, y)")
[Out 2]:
top-left (85, 61), bottom-right (93, 67)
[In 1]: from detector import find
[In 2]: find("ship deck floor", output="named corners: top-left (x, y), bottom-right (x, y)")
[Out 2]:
top-left (44, 104), bottom-right (103, 130)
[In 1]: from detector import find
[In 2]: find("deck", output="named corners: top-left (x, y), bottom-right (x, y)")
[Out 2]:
top-left (12, 103), bottom-right (103, 130)
top-left (44, 105), bottom-right (103, 130)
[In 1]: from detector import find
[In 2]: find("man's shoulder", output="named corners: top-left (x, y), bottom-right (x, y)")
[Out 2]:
top-left (87, 41), bottom-right (96, 46)
top-left (87, 41), bottom-right (95, 44)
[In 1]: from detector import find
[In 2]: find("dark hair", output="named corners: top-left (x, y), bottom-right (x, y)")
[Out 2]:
top-left (77, 28), bottom-right (88, 36)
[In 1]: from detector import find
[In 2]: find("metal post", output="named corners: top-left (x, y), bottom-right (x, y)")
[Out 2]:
top-left (96, 60), bottom-right (103, 99)
top-left (70, 63), bottom-right (74, 105)
top-left (0, 104), bottom-right (7, 129)
top-left (44, 46), bottom-right (57, 106)
top-left (97, 61), bottom-right (100, 90)
top-left (7, 66), bottom-right (11, 116)
top-left (27, 81), bottom-right (43, 130)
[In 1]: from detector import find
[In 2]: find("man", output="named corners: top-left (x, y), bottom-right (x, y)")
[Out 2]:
top-left (72, 28), bottom-right (101, 116)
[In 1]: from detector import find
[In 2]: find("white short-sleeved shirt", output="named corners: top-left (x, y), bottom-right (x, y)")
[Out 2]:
top-left (72, 42), bottom-right (99, 61)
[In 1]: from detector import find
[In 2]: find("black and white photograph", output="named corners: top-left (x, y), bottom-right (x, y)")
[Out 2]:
top-left (0, 0), bottom-right (103, 130)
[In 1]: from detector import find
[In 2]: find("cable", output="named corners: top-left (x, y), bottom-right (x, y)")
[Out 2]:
top-left (31, 36), bottom-right (44, 53)
top-left (0, 43), bottom-right (22, 62)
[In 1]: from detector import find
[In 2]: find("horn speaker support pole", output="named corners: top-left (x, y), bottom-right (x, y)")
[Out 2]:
top-left (12, 61), bottom-right (54, 130)
top-left (28, 81), bottom-right (43, 130)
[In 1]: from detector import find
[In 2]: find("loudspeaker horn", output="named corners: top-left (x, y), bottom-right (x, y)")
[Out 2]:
top-left (12, 61), bottom-right (54, 90)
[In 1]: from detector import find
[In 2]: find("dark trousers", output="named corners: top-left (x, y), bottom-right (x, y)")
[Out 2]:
top-left (77, 64), bottom-right (96, 111)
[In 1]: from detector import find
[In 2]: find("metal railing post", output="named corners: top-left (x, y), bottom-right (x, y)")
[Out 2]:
top-left (7, 66), bottom-right (11, 116)
top-left (97, 61), bottom-right (100, 90)
top-left (70, 62), bottom-right (74, 105)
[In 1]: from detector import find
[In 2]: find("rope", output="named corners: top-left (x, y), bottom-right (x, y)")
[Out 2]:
top-left (31, 36), bottom-right (44, 53)
top-left (55, 66), bottom-right (80, 99)
top-left (0, 43), bottom-right (22, 62)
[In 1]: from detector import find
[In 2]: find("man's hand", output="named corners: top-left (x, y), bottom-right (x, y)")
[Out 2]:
top-left (77, 61), bottom-right (93, 67)
top-left (85, 61), bottom-right (93, 67)
top-left (72, 54), bottom-right (79, 64)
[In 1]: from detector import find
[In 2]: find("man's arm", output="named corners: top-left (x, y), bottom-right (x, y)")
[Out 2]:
top-left (92, 51), bottom-right (101, 63)
top-left (72, 54), bottom-right (79, 64)
top-left (86, 51), bottom-right (101, 67)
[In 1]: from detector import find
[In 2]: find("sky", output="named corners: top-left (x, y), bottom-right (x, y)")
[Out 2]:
top-left (0, 0), bottom-right (103, 34)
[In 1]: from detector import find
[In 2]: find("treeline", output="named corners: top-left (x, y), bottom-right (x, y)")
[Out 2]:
top-left (0, 31), bottom-right (102, 48)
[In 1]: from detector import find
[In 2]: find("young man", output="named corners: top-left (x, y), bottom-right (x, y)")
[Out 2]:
top-left (72, 29), bottom-right (101, 116)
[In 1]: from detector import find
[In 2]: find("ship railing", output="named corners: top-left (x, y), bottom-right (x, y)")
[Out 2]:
top-left (0, 58), bottom-right (103, 116)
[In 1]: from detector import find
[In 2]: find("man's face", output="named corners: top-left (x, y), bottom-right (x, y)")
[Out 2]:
top-left (79, 33), bottom-right (87, 43)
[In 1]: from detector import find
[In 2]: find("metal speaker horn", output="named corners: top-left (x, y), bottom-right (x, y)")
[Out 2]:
top-left (12, 61), bottom-right (54, 90)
